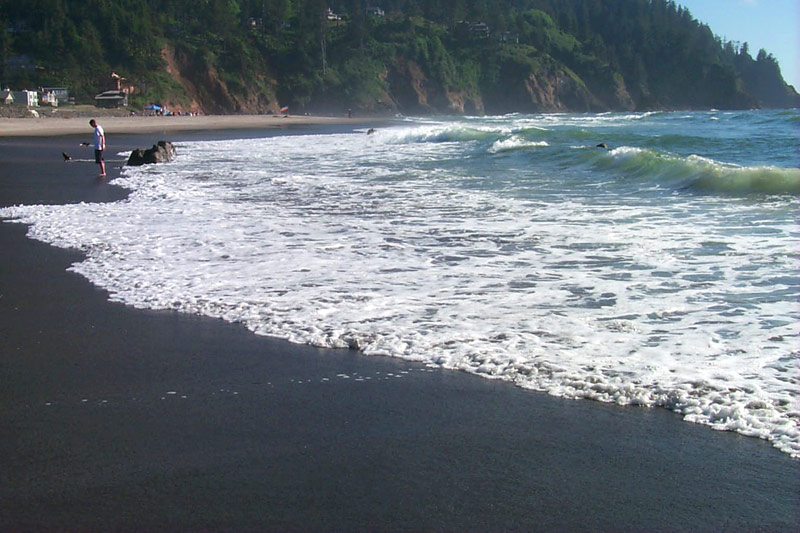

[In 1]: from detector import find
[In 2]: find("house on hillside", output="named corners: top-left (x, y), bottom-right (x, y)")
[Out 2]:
top-left (1, 89), bottom-right (14, 105)
top-left (95, 90), bottom-right (127, 108)
top-left (327, 8), bottom-right (341, 21)
top-left (469, 22), bottom-right (490, 38)
top-left (12, 90), bottom-right (38, 107)
top-left (455, 21), bottom-right (491, 40)
top-left (40, 87), bottom-right (69, 103)
top-left (366, 7), bottom-right (385, 17)
top-left (497, 31), bottom-right (519, 44)
top-left (40, 90), bottom-right (58, 107)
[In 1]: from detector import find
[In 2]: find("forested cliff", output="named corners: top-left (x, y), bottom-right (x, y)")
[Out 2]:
top-left (2, 0), bottom-right (798, 114)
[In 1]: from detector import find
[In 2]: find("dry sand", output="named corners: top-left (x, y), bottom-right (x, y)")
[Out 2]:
top-left (0, 114), bottom-right (361, 137)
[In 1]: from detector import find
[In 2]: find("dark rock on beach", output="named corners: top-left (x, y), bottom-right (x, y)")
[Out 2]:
top-left (127, 140), bottom-right (176, 166)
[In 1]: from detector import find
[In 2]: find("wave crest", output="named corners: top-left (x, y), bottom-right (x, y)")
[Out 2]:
top-left (389, 124), bottom-right (501, 144)
top-left (488, 136), bottom-right (549, 154)
top-left (597, 147), bottom-right (800, 196)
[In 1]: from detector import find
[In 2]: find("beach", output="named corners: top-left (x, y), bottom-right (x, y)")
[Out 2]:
top-left (0, 120), bottom-right (797, 531)
top-left (0, 113), bottom-right (362, 137)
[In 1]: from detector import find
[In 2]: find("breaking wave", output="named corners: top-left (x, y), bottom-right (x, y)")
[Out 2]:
top-left (488, 136), bottom-right (549, 153)
top-left (594, 147), bottom-right (800, 196)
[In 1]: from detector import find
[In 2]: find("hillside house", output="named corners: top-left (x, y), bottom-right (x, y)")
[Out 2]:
top-left (497, 31), bottom-right (519, 44)
top-left (366, 7), bottom-right (385, 17)
top-left (1, 89), bottom-right (13, 104)
top-left (40, 90), bottom-right (58, 107)
top-left (455, 21), bottom-right (491, 40)
top-left (12, 90), bottom-right (38, 107)
top-left (95, 90), bottom-right (128, 108)
top-left (40, 87), bottom-right (69, 103)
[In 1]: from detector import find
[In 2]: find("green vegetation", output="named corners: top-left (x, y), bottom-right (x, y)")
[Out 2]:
top-left (2, 0), bottom-right (797, 113)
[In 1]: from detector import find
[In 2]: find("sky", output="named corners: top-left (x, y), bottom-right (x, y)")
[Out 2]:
top-left (677, 0), bottom-right (800, 89)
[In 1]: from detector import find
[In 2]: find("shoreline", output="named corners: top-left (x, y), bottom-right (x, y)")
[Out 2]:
top-left (0, 113), bottom-right (376, 137)
top-left (1, 129), bottom-right (797, 530)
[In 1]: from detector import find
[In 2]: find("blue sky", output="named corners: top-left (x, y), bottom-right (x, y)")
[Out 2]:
top-left (677, 0), bottom-right (800, 89)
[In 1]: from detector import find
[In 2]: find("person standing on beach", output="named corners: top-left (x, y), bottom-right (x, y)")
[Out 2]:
top-left (89, 119), bottom-right (106, 177)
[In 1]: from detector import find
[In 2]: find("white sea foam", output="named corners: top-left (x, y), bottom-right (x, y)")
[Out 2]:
top-left (2, 113), bottom-right (798, 458)
top-left (488, 136), bottom-right (549, 153)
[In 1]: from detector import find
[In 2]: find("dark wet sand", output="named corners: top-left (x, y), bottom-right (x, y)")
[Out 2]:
top-left (1, 130), bottom-right (797, 531)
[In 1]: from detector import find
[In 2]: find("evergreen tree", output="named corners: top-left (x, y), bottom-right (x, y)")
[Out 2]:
top-left (1, 0), bottom-right (796, 110)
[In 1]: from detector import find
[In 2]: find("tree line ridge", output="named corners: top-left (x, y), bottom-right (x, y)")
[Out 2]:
top-left (2, 0), bottom-right (797, 115)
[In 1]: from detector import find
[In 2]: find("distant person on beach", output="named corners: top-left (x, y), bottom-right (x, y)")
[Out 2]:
top-left (89, 119), bottom-right (106, 177)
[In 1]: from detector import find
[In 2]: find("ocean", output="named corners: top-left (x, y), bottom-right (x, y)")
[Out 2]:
top-left (2, 109), bottom-right (798, 458)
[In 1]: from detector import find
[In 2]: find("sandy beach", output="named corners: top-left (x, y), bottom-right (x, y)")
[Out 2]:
top-left (0, 113), bottom-right (366, 137)
top-left (1, 127), bottom-right (797, 531)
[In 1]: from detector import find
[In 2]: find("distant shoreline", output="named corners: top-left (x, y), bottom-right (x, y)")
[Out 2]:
top-left (0, 114), bottom-right (368, 137)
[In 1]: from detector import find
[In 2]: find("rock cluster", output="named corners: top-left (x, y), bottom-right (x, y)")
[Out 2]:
top-left (127, 141), bottom-right (176, 166)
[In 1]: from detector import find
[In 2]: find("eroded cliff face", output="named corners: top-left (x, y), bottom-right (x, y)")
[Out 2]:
top-left (158, 47), bottom-right (639, 116)
top-left (583, 72), bottom-right (637, 112)
top-left (521, 70), bottom-right (598, 112)
top-left (382, 60), bottom-right (625, 116)
top-left (385, 59), bottom-right (484, 115)
top-left (161, 45), bottom-right (279, 114)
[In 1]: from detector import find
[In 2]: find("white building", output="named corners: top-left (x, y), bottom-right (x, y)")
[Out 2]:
top-left (40, 90), bottom-right (58, 107)
top-left (12, 90), bottom-right (38, 107)
top-left (40, 87), bottom-right (69, 103)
